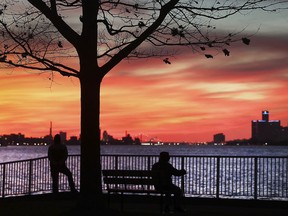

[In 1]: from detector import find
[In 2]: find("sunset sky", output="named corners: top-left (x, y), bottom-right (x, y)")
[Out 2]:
top-left (0, 4), bottom-right (287, 142)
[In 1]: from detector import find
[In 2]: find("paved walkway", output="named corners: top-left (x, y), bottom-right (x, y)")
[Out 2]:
top-left (112, 195), bottom-right (288, 216)
top-left (0, 193), bottom-right (287, 216)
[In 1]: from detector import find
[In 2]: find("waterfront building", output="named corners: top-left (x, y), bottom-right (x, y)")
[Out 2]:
top-left (59, 131), bottom-right (67, 142)
top-left (213, 133), bottom-right (225, 144)
top-left (251, 110), bottom-right (288, 144)
top-left (0, 131), bottom-right (78, 146)
top-left (67, 136), bottom-right (79, 145)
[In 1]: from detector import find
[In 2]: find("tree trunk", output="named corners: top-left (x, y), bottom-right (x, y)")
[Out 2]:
top-left (79, 72), bottom-right (103, 203)
top-left (77, 0), bottom-right (103, 201)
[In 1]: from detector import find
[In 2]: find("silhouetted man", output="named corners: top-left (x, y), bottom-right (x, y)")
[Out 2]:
top-left (48, 134), bottom-right (77, 193)
top-left (152, 151), bottom-right (186, 213)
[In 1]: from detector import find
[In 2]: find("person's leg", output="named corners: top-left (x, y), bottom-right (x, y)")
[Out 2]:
top-left (59, 165), bottom-right (77, 192)
top-left (170, 184), bottom-right (185, 211)
top-left (51, 167), bottom-right (59, 193)
top-left (164, 193), bottom-right (172, 212)
top-left (156, 186), bottom-right (172, 213)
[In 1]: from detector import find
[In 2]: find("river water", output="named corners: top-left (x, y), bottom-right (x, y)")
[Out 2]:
top-left (0, 144), bottom-right (287, 163)
top-left (0, 144), bottom-right (287, 199)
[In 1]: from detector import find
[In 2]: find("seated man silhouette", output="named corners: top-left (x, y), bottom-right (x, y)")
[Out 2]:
top-left (152, 151), bottom-right (186, 213)
top-left (48, 134), bottom-right (77, 193)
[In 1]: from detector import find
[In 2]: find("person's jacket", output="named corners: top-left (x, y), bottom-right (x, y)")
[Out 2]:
top-left (152, 161), bottom-right (186, 190)
top-left (48, 143), bottom-right (68, 166)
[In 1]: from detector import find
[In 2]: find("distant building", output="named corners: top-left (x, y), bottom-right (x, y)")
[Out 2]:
top-left (251, 110), bottom-right (288, 144)
top-left (0, 133), bottom-right (25, 146)
top-left (0, 131), bottom-right (80, 146)
top-left (101, 130), bottom-right (141, 145)
top-left (102, 130), bottom-right (116, 144)
top-left (59, 131), bottom-right (67, 142)
top-left (67, 136), bottom-right (79, 145)
top-left (213, 133), bottom-right (225, 143)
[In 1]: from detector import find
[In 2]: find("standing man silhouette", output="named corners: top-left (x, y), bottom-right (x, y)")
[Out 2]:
top-left (152, 151), bottom-right (186, 213)
top-left (48, 134), bottom-right (77, 193)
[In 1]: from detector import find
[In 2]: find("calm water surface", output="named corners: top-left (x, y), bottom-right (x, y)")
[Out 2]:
top-left (0, 145), bottom-right (287, 163)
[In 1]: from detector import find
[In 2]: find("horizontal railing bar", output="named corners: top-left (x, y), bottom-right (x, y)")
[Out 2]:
top-left (1, 154), bottom-right (287, 166)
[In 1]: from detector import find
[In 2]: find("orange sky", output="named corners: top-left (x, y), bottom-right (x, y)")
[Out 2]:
top-left (0, 8), bottom-right (288, 142)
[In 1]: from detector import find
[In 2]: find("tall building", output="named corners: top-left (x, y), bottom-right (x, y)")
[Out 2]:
top-left (251, 110), bottom-right (282, 144)
top-left (59, 131), bottom-right (67, 142)
top-left (213, 133), bottom-right (225, 143)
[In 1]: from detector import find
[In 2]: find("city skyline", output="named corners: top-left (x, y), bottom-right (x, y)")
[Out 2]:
top-left (0, 7), bottom-right (288, 142)
top-left (0, 109), bottom-right (287, 144)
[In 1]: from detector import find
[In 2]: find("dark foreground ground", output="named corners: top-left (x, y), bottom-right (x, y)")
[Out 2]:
top-left (0, 193), bottom-right (287, 216)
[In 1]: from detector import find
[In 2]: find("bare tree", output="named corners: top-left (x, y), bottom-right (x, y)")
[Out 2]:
top-left (0, 0), bottom-right (287, 202)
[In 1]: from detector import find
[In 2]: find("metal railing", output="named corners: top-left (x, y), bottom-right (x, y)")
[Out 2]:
top-left (0, 154), bottom-right (287, 200)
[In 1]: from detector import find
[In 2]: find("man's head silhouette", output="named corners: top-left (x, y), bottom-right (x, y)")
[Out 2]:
top-left (159, 151), bottom-right (170, 162)
top-left (54, 134), bottom-right (61, 144)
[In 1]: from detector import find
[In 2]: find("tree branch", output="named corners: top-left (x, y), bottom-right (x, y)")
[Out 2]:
top-left (101, 0), bottom-right (180, 74)
top-left (28, 0), bottom-right (81, 49)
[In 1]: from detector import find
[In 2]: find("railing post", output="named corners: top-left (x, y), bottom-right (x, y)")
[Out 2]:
top-left (254, 157), bottom-right (258, 200)
top-left (28, 160), bottom-right (33, 195)
top-left (115, 155), bottom-right (118, 170)
top-left (181, 156), bottom-right (185, 193)
top-left (147, 155), bottom-right (151, 170)
top-left (216, 157), bottom-right (220, 199)
top-left (2, 163), bottom-right (5, 198)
